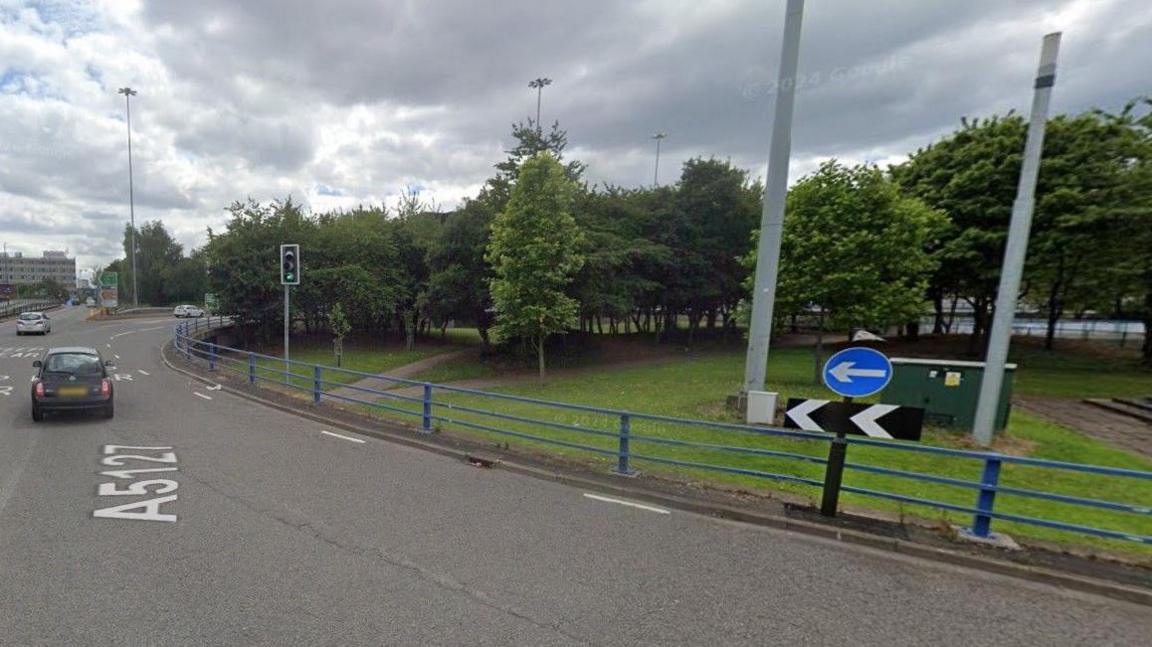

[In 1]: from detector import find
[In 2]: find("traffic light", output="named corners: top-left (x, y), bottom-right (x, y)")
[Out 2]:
top-left (280, 244), bottom-right (300, 285)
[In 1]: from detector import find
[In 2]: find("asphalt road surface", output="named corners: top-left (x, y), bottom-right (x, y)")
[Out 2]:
top-left (0, 306), bottom-right (1148, 646)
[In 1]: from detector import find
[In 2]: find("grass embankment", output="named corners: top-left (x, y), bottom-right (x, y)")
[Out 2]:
top-left (236, 337), bottom-right (471, 392)
top-left (344, 337), bottom-right (1151, 555)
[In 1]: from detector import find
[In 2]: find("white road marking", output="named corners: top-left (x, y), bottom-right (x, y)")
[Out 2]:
top-left (137, 326), bottom-right (166, 332)
top-left (0, 375), bottom-right (8, 381)
top-left (110, 331), bottom-right (138, 340)
top-left (582, 493), bottom-right (670, 514)
top-left (193, 392), bottom-right (212, 401)
top-left (205, 383), bottom-right (221, 391)
top-left (93, 495), bottom-right (178, 522)
top-left (0, 386), bottom-right (11, 397)
top-left (114, 354), bottom-right (121, 360)
top-left (106, 343), bottom-right (111, 348)
top-left (113, 373), bottom-right (133, 381)
top-left (320, 430), bottom-right (365, 444)
top-left (137, 370), bottom-right (150, 376)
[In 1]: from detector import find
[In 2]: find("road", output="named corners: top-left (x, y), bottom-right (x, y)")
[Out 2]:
top-left (0, 306), bottom-right (1148, 646)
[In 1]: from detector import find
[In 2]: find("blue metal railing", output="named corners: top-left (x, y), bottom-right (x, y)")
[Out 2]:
top-left (174, 319), bottom-right (1152, 547)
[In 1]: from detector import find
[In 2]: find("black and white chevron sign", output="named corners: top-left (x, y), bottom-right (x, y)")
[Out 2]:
top-left (783, 398), bottom-right (924, 441)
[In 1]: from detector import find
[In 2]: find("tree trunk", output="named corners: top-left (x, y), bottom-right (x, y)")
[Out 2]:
top-left (945, 296), bottom-right (959, 334)
top-left (1141, 292), bottom-right (1152, 368)
top-left (537, 334), bottom-right (546, 382)
top-left (813, 311), bottom-right (825, 385)
top-left (904, 321), bottom-right (920, 341)
top-left (596, 315), bottom-right (604, 335)
top-left (966, 299), bottom-right (989, 357)
top-left (931, 288), bottom-right (945, 334)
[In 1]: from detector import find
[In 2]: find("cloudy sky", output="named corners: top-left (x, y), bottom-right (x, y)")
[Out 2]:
top-left (2, 0), bottom-right (1149, 273)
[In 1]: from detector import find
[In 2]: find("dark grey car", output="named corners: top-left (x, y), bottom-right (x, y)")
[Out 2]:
top-left (31, 347), bottom-right (115, 421)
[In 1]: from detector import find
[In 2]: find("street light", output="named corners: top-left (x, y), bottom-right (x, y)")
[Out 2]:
top-left (118, 86), bottom-right (139, 308)
top-left (528, 77), bottom-right (552, 129)
top-left (651, 132), bottom-right (668, 186)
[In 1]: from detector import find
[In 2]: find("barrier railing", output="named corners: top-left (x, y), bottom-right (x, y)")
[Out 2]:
top-left (0, 300), bottom-right (61, 321)
top-left (174, 319), bottom-right (1152, 548)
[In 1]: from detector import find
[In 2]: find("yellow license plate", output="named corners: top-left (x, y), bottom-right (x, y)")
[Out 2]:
top-left (58, 386), bottom-right (88, 397)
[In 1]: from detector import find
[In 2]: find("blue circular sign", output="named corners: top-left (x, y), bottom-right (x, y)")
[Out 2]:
top-left (822, 347), bottom-right (893, 398)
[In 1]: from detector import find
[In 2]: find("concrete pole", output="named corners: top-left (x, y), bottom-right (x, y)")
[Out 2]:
top-left (743, 0), bottom-right (804, 394)
top-left (972, 33), bottom-right (1062, 445)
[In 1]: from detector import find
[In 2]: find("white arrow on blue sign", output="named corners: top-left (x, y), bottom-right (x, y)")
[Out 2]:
top-left (822, 347), bottom-right (893, 398)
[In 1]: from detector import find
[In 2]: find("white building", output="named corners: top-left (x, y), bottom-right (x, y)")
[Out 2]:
top-left (0, 250), bottom-right (77, 285)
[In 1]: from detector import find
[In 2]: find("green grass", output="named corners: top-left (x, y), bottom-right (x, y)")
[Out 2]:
top-left (246, 340), bottom-right (463, 392)
top-left (1008, 345), bottom-right (1150, 398)
top-left (348, 343), bottom-right (1151, 556)
top-left (409, 359), bottom-right (499, 385)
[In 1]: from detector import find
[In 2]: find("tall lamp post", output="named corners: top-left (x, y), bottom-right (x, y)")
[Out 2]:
top-left (651, 132), bottom-right (668, 186)
top-left (118, 86), bottom-right (139, 308)
top-left (528, 77), bottom-right (552, 129)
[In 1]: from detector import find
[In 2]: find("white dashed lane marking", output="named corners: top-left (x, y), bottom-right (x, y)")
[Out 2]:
top-left (193, 392), bottom-right (212, 401)
top-left (320, 430), bottom-right (365, 444)
top-left (583, 493), bottom-right (670, 514)
top-left (137, 370), bottom-right (150, 376)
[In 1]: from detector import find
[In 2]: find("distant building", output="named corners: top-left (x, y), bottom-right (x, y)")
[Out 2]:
top-left (0, 250), bottom-right (77, 286)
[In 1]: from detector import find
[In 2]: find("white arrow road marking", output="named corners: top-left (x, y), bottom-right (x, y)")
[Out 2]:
top-left (137, 370), bottom-right (150, 376)
top-left (320, 430), bottom-right (365, 444)
top-left (205, 383), bottom-right (222, 391)
top-left (193, 392), bottom-right (212, 401)
top-left (583, 493), bottom-right (670, 514)
top-left (110, 331), bottom-right (137, 340)
top-left (850, 405), bottom-right (898, 439)
top-left (828, 361), bottom-right (888, 383)
top-left (0, 386), bottom-right (12, 397)
top-left (113, 373), bottom-right (133, 381)
top-left (785, 399), bottom-right (828, 431)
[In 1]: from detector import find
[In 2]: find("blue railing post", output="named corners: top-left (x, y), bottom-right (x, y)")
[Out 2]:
top-left (313, 365), bottom-right (322, 405)
top-left (208, 343), bottom-right (217, 371)
top-left (614, 413), bottom-right (636, 476)
top-left (422, 383), bottom-right (433, 432)
top-left (248, 353), bottom-right (256, 384)
top-left (971, 457), bottom-right (1002, 538)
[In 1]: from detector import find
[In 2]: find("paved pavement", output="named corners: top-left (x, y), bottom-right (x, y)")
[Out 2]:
top-left (1017, 396), bottom-right (1152, 459)
top-left (0, 306), bottom-right (1149, 646)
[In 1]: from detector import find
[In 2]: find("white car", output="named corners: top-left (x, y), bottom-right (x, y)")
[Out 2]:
top-left (173, 305), bottom-right (205, 318)
top-left (16, 312), bottom-right (51, 336)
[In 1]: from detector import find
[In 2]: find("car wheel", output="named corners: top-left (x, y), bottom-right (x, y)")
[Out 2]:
top-left (32, 404), bottom-right (43, 422)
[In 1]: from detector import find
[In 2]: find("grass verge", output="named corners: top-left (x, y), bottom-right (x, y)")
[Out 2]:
top-left (343, 344), bottom-right (1151, 557)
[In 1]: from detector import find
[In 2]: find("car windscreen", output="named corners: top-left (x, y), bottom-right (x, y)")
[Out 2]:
top-left (18, 313), bottom-right (42, 321)
top-left (44, 353), bottom-right (103, 377)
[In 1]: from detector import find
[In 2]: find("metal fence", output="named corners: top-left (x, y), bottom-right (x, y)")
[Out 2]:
top-left (175, 317), bottom-right (1152, 548)
top-left (923, 316), bottom-right (1147, 346)
top-left (0, 300), bottom-right (61, 321)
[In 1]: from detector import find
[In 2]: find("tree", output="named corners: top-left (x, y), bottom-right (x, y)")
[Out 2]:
top-left (329, 302), bottom-right (351, 367)
top-left (891, 115), bottom-right (1027, 353)
top-left (753, 161), bottom-right (945, 375)
top-left (487, 153), bottom-right (586, 380)
top-left (425, 198), bottom-right (497, 346)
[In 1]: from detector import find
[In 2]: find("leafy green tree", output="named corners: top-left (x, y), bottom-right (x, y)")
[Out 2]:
top-left (487, 153), bottom-right (586, 379)
top-left (329, 302), bottom-right (351, 366)
top-left (891, 115), bottom-right (1027, 352)
top-left (425, 198), bottom-right (497, 346)
top-left (762, 160), bottom-right (946, 333)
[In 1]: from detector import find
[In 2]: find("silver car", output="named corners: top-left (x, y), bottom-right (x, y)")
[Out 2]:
top-left (16, 312), bottom-right (51, 336)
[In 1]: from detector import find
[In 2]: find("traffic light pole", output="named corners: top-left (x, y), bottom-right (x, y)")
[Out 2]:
top-left (284, 284), bottom-right (290, 386)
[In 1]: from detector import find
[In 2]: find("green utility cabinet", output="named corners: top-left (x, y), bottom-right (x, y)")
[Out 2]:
top-left (880, 358), bottom-right (1016, 431)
